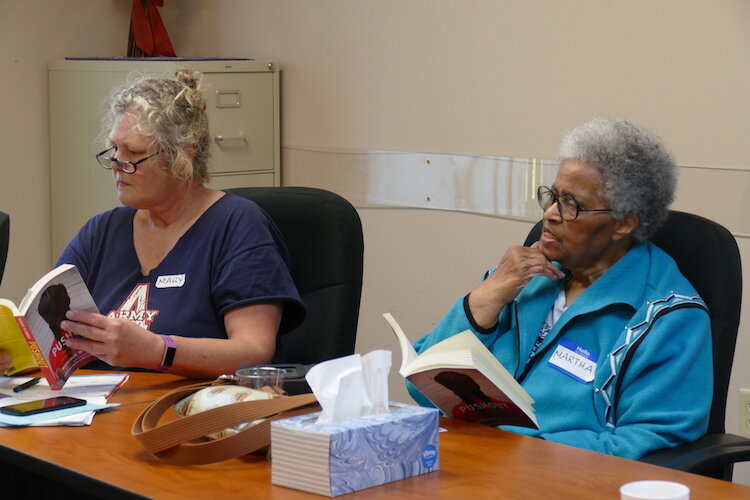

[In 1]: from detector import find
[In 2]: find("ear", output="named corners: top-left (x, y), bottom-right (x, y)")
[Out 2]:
top-left (611, 214), bottom-right (639, 241)
top-left (183, 143), bottom-right (197, 160)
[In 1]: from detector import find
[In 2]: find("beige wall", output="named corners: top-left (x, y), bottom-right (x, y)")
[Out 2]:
top-left (1, 0), bottom-right (749, 484)
top-left (0, 0), bottom-right (131, 297)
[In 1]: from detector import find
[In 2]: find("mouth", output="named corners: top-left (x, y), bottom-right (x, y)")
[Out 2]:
top-left (540, 227), bottom-right (558, 244)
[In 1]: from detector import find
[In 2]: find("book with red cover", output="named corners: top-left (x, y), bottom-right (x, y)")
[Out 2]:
top-left (0, 264), bottom-right (98, 390)
top-left (384, 313), bottom-right (538, 429)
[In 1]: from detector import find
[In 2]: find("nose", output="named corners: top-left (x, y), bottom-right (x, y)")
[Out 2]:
top-left (111, 159), bottom-right (130, 174)
top-left (543, 199), bottom-right (562, 222)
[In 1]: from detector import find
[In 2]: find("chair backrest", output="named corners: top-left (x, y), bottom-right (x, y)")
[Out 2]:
top-left (524, 211), bottom-right (742, 434)
top-left (0, 211), bottom-right (8, 286)
top-left (227, 187), bottom-right (364, 365)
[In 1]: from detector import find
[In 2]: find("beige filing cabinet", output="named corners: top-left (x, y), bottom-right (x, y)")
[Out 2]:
top-left (48, 58), bottom-right (280, 263)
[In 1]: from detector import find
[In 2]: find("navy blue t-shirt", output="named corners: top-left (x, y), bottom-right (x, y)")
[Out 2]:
top-left (56, 193), bottom-right (305, 349)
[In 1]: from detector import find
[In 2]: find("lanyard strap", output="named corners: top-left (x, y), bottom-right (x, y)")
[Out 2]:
top-left (132, 380), bottom-right (319, 465)
top-left (527, 321), bottom-right (552, 362)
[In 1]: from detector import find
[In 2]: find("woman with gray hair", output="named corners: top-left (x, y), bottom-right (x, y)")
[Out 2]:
top-left (53, 69), bottom-right (304, 378)
top-left (408, 118), bottom-right (712, 460)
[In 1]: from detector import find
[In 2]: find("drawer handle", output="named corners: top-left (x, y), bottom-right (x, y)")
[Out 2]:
top-left (214, 135), bottom-right (247, 144)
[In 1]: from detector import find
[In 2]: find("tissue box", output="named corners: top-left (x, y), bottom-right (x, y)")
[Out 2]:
top-left (271, 402), bottom-right (439, 497)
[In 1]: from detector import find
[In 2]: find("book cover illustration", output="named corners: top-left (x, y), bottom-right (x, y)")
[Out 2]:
top-left (3, 265), bottom-right (99, 389)
top-left (23, 270), bottom-right (96, 388)
top-left (409, 368), bottom-right (537, 428)
top-left (26, 279), bottom-right (95, 385)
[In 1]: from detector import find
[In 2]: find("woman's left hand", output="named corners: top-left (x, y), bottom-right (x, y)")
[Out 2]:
top-left (61, 310), bottom-right (163, 368)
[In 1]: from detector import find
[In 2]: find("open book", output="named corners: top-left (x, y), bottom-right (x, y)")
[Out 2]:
top-left (0, 264), bottom-right (98, 390)
top-left (384, 313), bottom-right (538, 429)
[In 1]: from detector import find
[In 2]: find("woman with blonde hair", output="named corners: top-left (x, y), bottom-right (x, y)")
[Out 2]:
top-left (56, 69), bottom-right (304, 378)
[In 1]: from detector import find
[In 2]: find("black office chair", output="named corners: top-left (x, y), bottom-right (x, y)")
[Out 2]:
top-left (0, 211), bottom-right (9, 286)
top-left (227, 187), bottom-right (364, 393)
top-left (524, 210), bottom-right (750, 480)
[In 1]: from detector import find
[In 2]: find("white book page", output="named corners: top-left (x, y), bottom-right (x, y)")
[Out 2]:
top-left (382, 313), bottom-right (419, 376)
top-left (406, 330), bottom-right (488, 373)
top-left (0, 373), bottom-right (129, 399)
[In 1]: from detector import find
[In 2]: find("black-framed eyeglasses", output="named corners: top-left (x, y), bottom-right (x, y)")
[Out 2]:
top-left (95, 147), bottom-right (161, 174)
top-left (536, 186), bottom-right (613, 221)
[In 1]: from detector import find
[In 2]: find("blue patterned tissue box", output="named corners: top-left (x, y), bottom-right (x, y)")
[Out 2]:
top-left (271, 402), bottom-right (440, 497)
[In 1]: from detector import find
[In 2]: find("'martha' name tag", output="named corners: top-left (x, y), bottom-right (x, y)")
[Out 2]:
top-left (155, 274), bottom-right (186, 288)
top-left (547, 338), bottom-right (599, 383)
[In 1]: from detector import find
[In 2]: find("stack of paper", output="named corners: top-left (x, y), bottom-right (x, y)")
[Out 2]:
top-left (0, 373), bottom-right (128, 426)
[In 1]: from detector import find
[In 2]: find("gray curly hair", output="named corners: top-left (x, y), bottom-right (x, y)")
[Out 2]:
top-left (558, 118), bottom-right (676, 242)
top-left (102, 68), bottom-right (210, 184)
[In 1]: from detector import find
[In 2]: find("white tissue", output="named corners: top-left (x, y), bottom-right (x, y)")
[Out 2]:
top-left (305, 350), bottom-right (392, 425)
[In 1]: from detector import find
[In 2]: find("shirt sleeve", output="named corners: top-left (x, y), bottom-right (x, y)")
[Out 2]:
top-left (209, 200), bottom-right (305, 330)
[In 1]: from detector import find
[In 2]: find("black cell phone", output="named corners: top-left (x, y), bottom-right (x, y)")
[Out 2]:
top-left (0, 396), bottom-right (87, 416)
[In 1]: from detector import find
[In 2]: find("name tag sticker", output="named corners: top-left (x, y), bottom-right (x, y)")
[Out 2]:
top-left (548, 338), bottom-right (599, 383)
top-left (155, 274), bottom-right (186, 289)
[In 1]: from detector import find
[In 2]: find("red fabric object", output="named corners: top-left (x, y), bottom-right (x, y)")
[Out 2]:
top-left (131, 0), bottom-right (176, 57)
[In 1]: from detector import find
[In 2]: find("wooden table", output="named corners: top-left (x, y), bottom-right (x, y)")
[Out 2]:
top-left (1, 370), bottom-right (749, 499)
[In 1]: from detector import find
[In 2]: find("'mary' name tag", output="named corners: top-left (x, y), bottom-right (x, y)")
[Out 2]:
top-left (548, 338), bottom-right (599, 383)
top-left (155, 274), bottom-right (186, 288)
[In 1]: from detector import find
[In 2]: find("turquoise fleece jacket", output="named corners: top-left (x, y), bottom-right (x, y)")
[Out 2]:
top-left (408, 242), bottom-right (712, 460)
